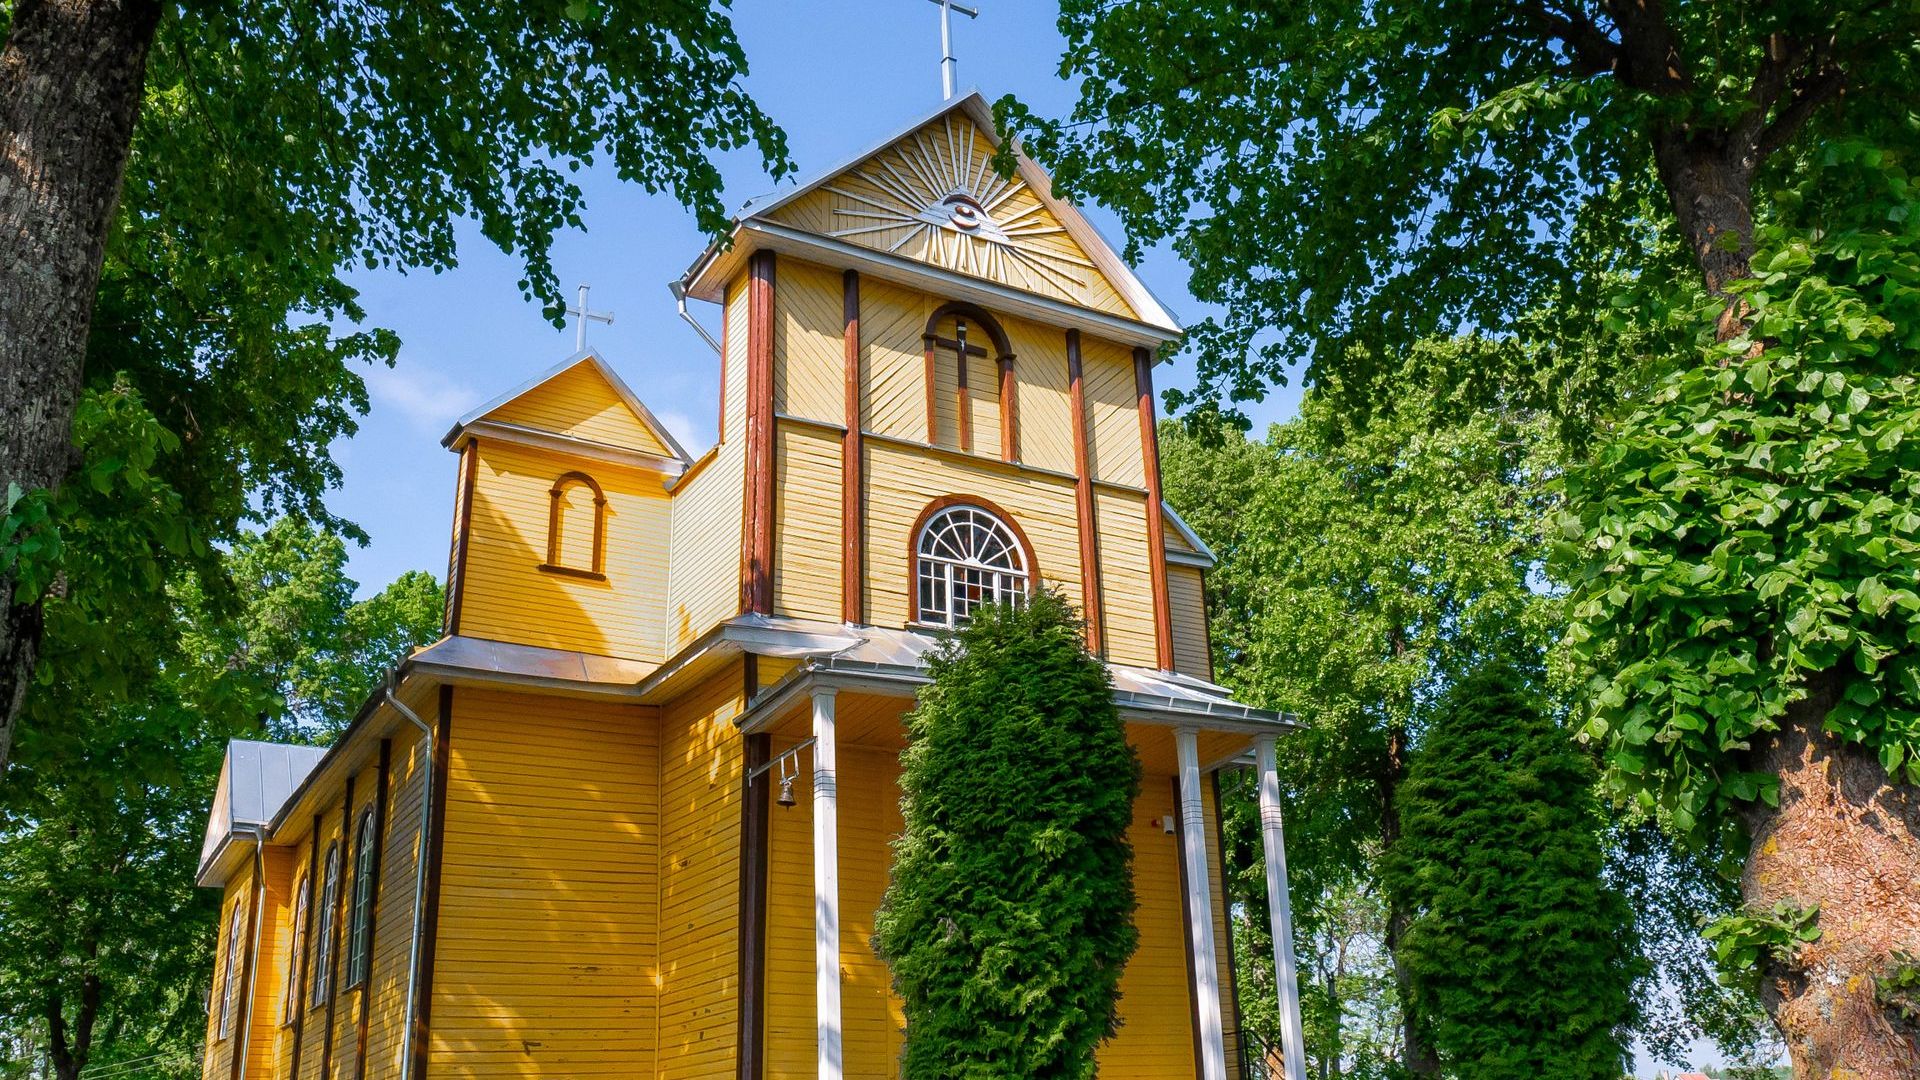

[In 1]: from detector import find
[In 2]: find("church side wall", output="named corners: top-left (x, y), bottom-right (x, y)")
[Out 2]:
top-left (666, 276), bottom-right (749, 651)
top-left (293, 808), bottom-right (343, 1080)
top-left (1100, 774), bottom-right (1202, 1080)
top-left (772, 421), bottom-right (844, 623)
top-left (427, 688), bottom-right (661, 1077)
top-left (1169, 565), bottom-right (1212, 680)
top-left (201, 864), bottom-right (251, 1080)
top-left (655, 665), bottom-right (750, 1079)
top-left (1094, 488), bottom-right (1162, 669)
top-left (362, 726), bottom-right (426, 1079)
top-left (459, 441), bottom-right (671, 662)
top-left (239, 846), bottom-right (297, 1080)
top-left (1081, 335), bottom-right (1148, 491)
top-left (772, 259), bottom-right (845, 426)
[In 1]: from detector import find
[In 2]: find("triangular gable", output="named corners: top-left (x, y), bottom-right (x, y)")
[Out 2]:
top-left (741, 92), bottom-right (1179, 334)
top-left (446, 348), bottom-right (691, 463)
top-left (1163, 502), bottom-right (1216, 568)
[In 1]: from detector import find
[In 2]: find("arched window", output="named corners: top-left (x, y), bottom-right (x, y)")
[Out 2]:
top-left (914, 502), bottom-right (1030, 627)
top-left (922, 303), bottom-right (1016, 460)
top-left (217, 902), bottom-right (246, 1039)
top-left (345, 810), bottom-right (378, 988)
top-left (311, 842), bottom-right (339, 1008)
top-left (541, 471), bottom-right (607, 579)
top-left (283, 874), bottom-right (309, 1024)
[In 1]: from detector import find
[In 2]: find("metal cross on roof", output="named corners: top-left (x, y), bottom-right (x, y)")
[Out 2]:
top-left (925, 0), bottom-right (979, 101)
top-left (566, 283), bottom-right (614, 350)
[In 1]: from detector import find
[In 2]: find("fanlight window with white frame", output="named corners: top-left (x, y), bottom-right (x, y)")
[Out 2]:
top-left (915, 504), bottom-right (1029, 628)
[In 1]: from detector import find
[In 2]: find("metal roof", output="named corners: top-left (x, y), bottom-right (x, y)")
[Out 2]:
top-left (197, 740), bottom-right (328, 885)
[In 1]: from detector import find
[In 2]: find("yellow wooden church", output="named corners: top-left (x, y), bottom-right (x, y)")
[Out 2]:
top-left (195, 93), bottom-right (1308, 1080)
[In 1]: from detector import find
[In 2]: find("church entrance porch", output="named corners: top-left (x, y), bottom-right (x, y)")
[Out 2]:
top-left (736, 662), bottom-right (1302, 1080)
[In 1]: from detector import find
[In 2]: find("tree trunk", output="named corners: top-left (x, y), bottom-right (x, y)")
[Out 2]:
top-left (1738, 674), bottom-right (1920, 1078)
top-left (0, 0), bottom-right (162, 776)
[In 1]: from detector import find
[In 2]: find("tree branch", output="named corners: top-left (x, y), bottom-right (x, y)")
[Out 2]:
top-left (1517, 0), bottom-right (1620, 78)
top-left (1755, 65), bottom-right (1847, 161)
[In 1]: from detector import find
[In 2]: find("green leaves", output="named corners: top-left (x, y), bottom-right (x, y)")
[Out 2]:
top-left (1560, 184), bottom-right (1920, 848)
top-left (1703, 901), bottom-right (1821, 984)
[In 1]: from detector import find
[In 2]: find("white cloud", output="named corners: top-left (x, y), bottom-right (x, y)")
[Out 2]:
top-left (368, 362), bottom-right (487, 436)
top-left (653, 409), bottom-right (710, 455)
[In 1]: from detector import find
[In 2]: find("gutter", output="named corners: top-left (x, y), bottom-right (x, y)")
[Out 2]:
top-left (383, 683), bottom-right (436, 1080)
top-left (670, 279), bottom-right (722, 357)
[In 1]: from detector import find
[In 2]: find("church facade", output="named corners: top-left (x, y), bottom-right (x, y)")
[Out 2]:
top-left (194, 93), bottom-right (1305, 1080)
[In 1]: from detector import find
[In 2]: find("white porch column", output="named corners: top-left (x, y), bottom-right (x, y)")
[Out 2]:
top-left (1255, 734), bottom-right (1308, 1080)
top-left (812, 688), bottom-right (843, 1080)
top-left (1175, 728), bottom-right (1228, 1080)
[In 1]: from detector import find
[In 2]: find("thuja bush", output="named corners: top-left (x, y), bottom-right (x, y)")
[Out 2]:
top-left (874, 590), bottom-right (1141, 1080)
top-left (1382, 658), bottom-right (1639, 1079)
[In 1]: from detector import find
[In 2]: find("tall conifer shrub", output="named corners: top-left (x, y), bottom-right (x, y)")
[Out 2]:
top-left (875, 591), bottom-right (1140, 1079)
top-left (1381, 658), bottom-right (1638, 1078)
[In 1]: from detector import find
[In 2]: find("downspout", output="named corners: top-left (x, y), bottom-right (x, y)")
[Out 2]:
top-left (233, 825), bottom-right (269, 1080)
top-left (671, 279), bottom-right (722, 356)
top-left (385, 683), bottom-right (435, 1080)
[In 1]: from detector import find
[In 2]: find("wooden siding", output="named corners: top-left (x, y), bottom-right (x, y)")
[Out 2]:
top-left (236, 846), bottom-right (298, 1080)
top-left (327, 762), bottom-right (381, 1080)
top-left (427, 688), bottom-right (662, 1076)
top-left (666, 278), bottom-right (750, 650)
top-left (1095, 489), bottom-right (1161, 669)
top-left (363, 727), bottom-right (427, 1079)
top-left (1007, 313), bottom-right (1076, 476)
top-left (274, 833), bottom-right (313, 1080)
top-left (293, 809), bottom-right (344, 1080)
top-left (1082, 336), bottom-right (1147, 489)
top-left (202, 865), bottom-right (251, 1080)
top-left (484, 360), bottom-right (673, 458)
top-left (656, 670), bottom-right (750, 1078)
top-left (862, 440), bottom-right (1084, 627)
top-left (1098, 775), bottom-right (1199, 1080)
top-left (773, 260), bottom-right (845, 425)
top-left (760, 114), bottom-right (1137, 320)
top-left (772, 422), bottom-right (843, 622)
top-left (459, 440), bottom-right (670, 662)
top-left (1169, 565), bottom-right (1212, 680)
top-left (764, 741), bottom-right (905, 1080)
top-left (859, 278), bottom-right (929, 443)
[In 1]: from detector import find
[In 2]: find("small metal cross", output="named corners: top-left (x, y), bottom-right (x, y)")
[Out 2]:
top-left (925, 0), bottom-right (979, 101)
top-left (566, 283), bottom-right (614, 350)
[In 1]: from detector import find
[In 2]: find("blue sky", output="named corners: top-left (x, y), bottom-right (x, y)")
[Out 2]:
top-left (326, 0), bottom-right (1303, 596)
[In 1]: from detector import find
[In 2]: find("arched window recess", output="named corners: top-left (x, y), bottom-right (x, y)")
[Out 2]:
top-left (910, 498), bottom-right (1035, 628)
top-left (540, 470), bottom-right (608, 581)
top-left (922, 302), bottom-right (1017, 460)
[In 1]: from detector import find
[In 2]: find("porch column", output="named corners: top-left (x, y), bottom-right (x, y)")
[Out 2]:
top-left (1255, 734), bottom-right (1308, 1080)
top-left (812, 689), bottom-right (843, 1080)
top-left (1175, 728), bottom-right (1228, 1080)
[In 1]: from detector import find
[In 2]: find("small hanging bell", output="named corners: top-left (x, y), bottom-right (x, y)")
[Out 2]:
top-left (777, 774), bottom-right (797, 808)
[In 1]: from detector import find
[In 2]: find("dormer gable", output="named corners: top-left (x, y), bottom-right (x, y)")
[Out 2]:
top-left (442, 348), bottom-right (691, 467)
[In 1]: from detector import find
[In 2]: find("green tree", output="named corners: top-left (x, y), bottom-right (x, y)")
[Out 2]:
top-left (1381, 657), bottom-right (1638, 1079)
top-left (1559, 170), bottom-right (1920, 1074)
top-left (873, 591), bottom-right (1139, 1080)
top-left (0, 0), bottom-right (792, 773)
top-left (1162, 342), bottom-right (1555, 1072)
top-left (1007, 4), bottom-right (1920, 1067)
top-left (0, 520), bottom-right (442, 1080)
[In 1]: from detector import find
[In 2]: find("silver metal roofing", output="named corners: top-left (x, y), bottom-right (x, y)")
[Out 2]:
top-left (197, 739), bottom-right (328, 884)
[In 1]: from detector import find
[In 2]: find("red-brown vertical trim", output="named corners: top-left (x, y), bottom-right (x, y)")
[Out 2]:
top-left (1173, 776), bottom-right (1206, 1080)
top-left (1066, 331), bottom-right (1105, 653)
top-left (411, 687), bottom-right (454, 1080)
top-left (1135, 347), bottom-right (1175, 670)
top-left (740, 252), bottom-right (777, 615)
top-left (230, 847), bottom-right (264, 1080)
top-left (352, 740), bottom-right (392, 1079)
top-left (841, 270), bottom-right (865, 625)
top-left (1211, 771), bottom-right (1246, 1078)
top-left (444, 442), bottom-right (479, 636)
top-left (922, 332), bottom-right (938, 445)
top-left (999, 353), bottom-right (1017, 463)
top-left (287, 814), bottom-right (321, 1079)
top-left (955, 327), bottom-right (973, 454)
top-left (317, 776), bottom-right (353, 1080)
top-left (736, 727), bottom-right (772, 1080)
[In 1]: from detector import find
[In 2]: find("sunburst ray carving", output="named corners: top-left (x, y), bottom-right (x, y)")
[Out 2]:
top-left (824, 116), bottom-right (1092, 295)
